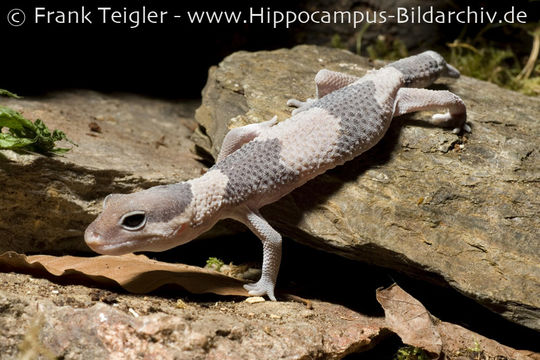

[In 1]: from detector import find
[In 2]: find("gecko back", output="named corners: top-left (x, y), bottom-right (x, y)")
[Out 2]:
top-left (216, 51), bottom-right (460, 208)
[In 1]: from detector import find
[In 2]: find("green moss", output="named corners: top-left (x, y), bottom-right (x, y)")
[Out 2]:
top-left (446, 23), bottom-right (540, 96)
top-left (448, 41), bottom-right (519, 86)
top-left (331, 21), bottom-right (539, 96)
top-left (520, 75), bottom-right (540, 95)
top-left (367, 35), bottom-right (408, 61)
top-left (206, 257), bottom-right (225, 271)
top-left (393, 346), bottom-right (431, 360)
top-left (468, 339), bottom-right (482, 353)
top-left (0, 89), bottom-right (21, 98)
top-left (330, 34), bottom-right (346, 49)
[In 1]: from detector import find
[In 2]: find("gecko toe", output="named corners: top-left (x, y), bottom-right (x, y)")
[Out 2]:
top-left (287, 98), bottom-right (304, 107)
top-left (287, 98), bottom-right (316, 115)
top-left (452, 122), bottom-right (472, 134)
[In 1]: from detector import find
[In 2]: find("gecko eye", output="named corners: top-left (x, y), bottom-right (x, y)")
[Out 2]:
top-left (120, 211), bottom-right (147, 231)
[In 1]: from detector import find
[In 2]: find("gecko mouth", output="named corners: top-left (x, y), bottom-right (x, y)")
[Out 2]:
top-left (89, 241), bottom-right (139, 255)
top-left (84, 229), bottom-right (139, 255)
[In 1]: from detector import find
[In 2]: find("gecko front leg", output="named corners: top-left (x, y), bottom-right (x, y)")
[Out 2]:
top-left (217, 116), bottom-right (278, 162)
top-left (236, 208), bottom-right (282, 301)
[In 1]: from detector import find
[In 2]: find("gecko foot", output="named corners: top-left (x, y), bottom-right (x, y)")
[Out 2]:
top-left (431, 112), bottom-right (471, 134)
top-left (287, 98), bottom-right (316, 115)
top-left (244, 279), bottom-right (277, 301)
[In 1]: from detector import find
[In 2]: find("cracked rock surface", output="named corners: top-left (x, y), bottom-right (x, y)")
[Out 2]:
top-left (194, 45), bottom-right (540, 330)
top-left (1, 272), bottom-right (537, 360)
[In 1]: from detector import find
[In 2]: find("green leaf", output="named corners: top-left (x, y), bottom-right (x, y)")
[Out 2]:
top-left (49, 147), bottom-right (72, 154)
top-left (34, 119), bottom-right (51, 135)
top-left (0, 89), bottom-right (21, 99)
top-left (0, 105), bottom-right (77, 155)
top-left (0, 133), bottom-right (35, 148)
top-left (0, 106), bottom-right (36, 132)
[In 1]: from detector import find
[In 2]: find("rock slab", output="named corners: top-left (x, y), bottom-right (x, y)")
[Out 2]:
top-left (0, 91), bottom-right (206, 253)
top-left (1, 272), bottom-right (537, 360)
top-left (194, 45), bottom-right (540, 330)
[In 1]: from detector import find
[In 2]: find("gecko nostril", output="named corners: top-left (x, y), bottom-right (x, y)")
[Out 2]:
top-left (84, 228), bottom-right (103, 246)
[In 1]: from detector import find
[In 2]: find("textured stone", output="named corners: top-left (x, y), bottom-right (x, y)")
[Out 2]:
top-left (1, 272), bottom-right (537, 360)
top-left (194, 45), bottom-right (540, 330)
top-left (0, 91), bottom-right (207, 253)
top-left (0, 272), bottom-right (385, 360)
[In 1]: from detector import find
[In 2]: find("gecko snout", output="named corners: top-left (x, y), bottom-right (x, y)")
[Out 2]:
top-left (84, 227), bottom-right (105, 252)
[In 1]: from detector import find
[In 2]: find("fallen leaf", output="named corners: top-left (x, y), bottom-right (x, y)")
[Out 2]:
top-left (377, 283), bottom-right (442, 356)
top-left (0, 251), bottom-right (248, 297)
top-left (376, 284), bottom-right (538, 360)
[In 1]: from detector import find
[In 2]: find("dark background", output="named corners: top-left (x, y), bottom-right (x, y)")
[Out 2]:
top-left (0, 0), bottom-right (300, 97)
top-left (2, 0), bottom-right (537, 97)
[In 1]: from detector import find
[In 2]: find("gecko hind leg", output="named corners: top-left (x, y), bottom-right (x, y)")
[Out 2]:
top-left (288, 69), bottom-right (360, 115)
top-left (393, 87), bottom-right (471, 134)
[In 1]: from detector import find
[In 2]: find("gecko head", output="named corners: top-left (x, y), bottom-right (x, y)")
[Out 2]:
top-left (84, 182), bottom-right (195, 255)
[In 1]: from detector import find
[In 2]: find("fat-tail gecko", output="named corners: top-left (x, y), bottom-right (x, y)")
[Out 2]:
top-left (85, 51), bottom-right (469, 300)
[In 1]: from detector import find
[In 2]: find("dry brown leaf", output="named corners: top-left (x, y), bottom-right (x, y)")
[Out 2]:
top-left (377, 283), bottom-right (443, 356)
top-left (0, 251), bottom-right (249, 297)
top-left (376, 284), bottom-right (538, 360)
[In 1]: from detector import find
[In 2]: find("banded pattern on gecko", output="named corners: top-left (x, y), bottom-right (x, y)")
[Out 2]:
top-left (85, 51), bottom-right (469, 300)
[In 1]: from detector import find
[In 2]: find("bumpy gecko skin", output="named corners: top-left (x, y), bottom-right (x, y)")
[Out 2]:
top-left (85, 51), bottom-right (469, 301)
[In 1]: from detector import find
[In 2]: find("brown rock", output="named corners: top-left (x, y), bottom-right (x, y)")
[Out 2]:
top-left (2, 272), bottom-right (536, 359)
top-left (0, 272), bottom-right (385, 360)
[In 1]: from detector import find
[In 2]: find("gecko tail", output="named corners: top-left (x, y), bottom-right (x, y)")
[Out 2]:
top-left (386, 50), bottom-right (459, 88)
